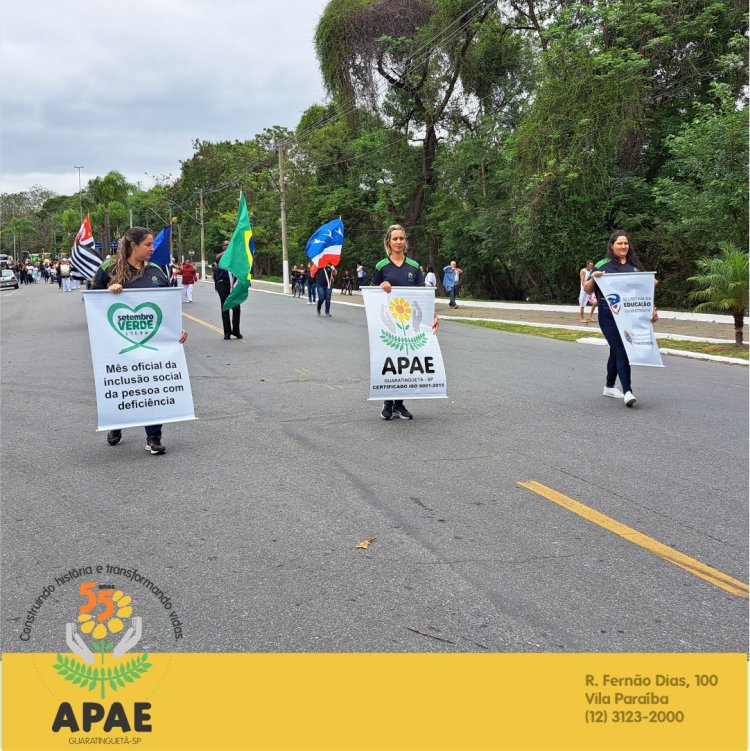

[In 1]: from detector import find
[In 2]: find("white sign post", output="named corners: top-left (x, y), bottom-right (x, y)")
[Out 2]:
top-left (361, 287), bottom-right (448, 400)
top-left (596, 271), bottom-right (663, 367)
top-left (83, 288), bottom-right (196, 430)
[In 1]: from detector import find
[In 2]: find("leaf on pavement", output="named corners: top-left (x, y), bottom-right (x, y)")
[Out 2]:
top-left (355, 538), bottom-right (375, 550)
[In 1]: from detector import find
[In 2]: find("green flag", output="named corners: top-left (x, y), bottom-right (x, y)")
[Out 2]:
top-left (219, 193), bottom-right (255, 311)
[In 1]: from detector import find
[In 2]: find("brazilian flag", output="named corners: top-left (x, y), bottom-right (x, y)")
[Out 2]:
top-left (219, 193), bottom-right (255, 311)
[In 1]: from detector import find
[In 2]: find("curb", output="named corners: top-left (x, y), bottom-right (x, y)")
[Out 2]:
top-left (249, 285), bottom-right (748, 367)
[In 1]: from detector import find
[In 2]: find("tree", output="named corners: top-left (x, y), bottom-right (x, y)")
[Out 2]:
top-left (88, 171), bottom-right (130, 251)
top-left (3, 217), bottom-right (38, 255)
top-left (688, 243), bottom-right (749, 345)
top-left (315, 0), bottom-right (495, 263)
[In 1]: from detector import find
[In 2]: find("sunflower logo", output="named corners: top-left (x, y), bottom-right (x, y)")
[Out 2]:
top-left (78, 591), bottom-right (133, 641)
top-left (389, 297), bottom-right (412, 324)
top-left (53, 582), bottom-right (151, 699)
top-left (379, 295), bottom-right (427, 355)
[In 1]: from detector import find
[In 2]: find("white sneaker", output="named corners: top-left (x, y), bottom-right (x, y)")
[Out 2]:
top-left (603, 387), bottom-right (623, 398)
top-left (623, 391), bottom-right (636, 407)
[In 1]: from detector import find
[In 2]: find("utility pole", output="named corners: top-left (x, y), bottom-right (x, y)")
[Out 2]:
top-left (198, 188), bottom-right (206, 281)
top-left (278, 143), bottom-right (290, 294)
top-left (74, 166), bottom-right (84, 222)
top-left (167, 204), bottom-right (173, 264)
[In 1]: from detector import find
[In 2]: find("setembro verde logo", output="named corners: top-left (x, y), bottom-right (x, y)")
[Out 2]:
top-left (107, 302), bottom-right (163, 353)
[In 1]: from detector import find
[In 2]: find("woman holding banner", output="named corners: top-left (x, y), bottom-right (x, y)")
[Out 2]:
top-left (93, 227), bottom-right (188, 454)
top-left (372, 224), bottom-right (439, 421)
top-left (583, 231), bottom-right (657, 408)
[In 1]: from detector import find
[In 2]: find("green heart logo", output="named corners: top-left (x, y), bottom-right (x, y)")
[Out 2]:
top-left (107, 302), bottom-right (163, 354)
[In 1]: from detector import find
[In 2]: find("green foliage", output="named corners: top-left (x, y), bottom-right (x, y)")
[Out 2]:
top-left (688, 242), bottom-right (748, 343)
top-left (653, 84), bottom-right (748, 241)
top-left (2, 0), bottom-right (745, 298)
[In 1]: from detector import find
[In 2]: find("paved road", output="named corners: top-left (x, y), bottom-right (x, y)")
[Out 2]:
top-left (1, 282), bottom-right (747, 654)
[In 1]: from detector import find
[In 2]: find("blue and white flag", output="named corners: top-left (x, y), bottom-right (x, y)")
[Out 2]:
top-left (306, 218), bottom-right (344, 276)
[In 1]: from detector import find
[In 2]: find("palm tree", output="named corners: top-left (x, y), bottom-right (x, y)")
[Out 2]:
top-left (88, 171), bottom-right (130, 253)
top-left (3, 217), bottom-right (38, 257)
top-left (688, 242), bottom-right (749, 345)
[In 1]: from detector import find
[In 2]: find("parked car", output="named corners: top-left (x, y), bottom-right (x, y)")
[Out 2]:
top-left (0, 268), bottom-right (19, 290)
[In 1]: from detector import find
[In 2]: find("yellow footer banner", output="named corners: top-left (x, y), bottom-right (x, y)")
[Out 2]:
top-left (3, 652), bottom-right (746, 750)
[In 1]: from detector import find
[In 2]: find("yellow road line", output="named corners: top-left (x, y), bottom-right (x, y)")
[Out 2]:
top-left (518, 480), bottom-right (749, 599)
top-left (182, 311), bottom-right (223, 334)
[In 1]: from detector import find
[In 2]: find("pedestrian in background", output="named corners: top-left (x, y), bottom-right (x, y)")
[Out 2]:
top-left (341, 268), bottom-right (353, 295)
top-left (356, 261), bottom-right (366, 290)
top-left (425, 265), bottom-right (437, 289)
top-left (214, 240), bottom-right (242, 340)
top-left (180, 259), bottom-right (197, 303)
top-left (306, 262), bottom-right (317, 305)
top-left (442, 260), bottom-right (462, 309)
top-left (578, 260), bottom-right (596, 323)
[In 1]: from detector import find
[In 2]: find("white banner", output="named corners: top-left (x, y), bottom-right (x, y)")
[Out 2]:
top-left (596, 271), bottom-right (663, 367)
top-left (362, 287), bottom-right (447, 400)
top-left (83, 288), bottom-right (196, 430)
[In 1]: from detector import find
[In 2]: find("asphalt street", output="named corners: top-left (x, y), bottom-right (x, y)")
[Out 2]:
top-left (1, 282), bottom-right (747, 654)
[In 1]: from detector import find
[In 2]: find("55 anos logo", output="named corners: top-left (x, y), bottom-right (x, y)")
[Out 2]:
top-left (51, 581), bottom-right (153, 735)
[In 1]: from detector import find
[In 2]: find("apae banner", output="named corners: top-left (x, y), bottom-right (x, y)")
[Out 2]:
top-left (596, 271), bottom-right (663, 367)
top-left (362, 287), bottom-right (447, 400)
top-left (83, 288), bottom-right (196, 429)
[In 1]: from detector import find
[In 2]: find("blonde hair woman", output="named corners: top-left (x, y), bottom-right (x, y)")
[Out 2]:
top-left (371, 224), bottom-right (439, 420)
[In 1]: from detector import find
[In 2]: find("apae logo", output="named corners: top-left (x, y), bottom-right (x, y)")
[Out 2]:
top-left (51, 581), bottom-right (153, 735)
top-left (379, 296), bottom-right (434, 376)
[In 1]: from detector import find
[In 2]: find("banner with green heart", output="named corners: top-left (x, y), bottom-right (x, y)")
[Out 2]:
top-left (107, 302), bottom-right (163, 354)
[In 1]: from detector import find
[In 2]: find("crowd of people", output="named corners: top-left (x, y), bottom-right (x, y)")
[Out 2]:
top-left (9, 259), bottom-right (83, 289)
top-left (8, 224), bottom-right (655, 449)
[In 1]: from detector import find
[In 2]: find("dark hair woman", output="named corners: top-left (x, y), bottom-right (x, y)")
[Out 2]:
top-left (583, 231), bottom-right (657, 408)
top-left (92, 227), bottom-right (188, 453)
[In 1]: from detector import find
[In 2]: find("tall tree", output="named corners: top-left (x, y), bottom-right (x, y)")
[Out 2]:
top-left (88, 171), bottom-right (130, 251)
top-left (315, 0), bottom-right (496, 263)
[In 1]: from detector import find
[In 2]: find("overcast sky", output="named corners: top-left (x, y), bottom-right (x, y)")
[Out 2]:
top-left (0, 0), bottom-right (329, 196)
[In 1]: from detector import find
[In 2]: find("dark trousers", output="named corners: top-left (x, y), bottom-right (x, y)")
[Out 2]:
top-left (317, 284), bottom-right (332, 314)
top-left (216, 283), bottom-right (241, 336)
top-left (598, 301), bottom-right (631, 393)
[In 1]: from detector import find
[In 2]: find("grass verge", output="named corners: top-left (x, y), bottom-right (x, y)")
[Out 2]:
top-left (657, 338), bottom-right (748, 360)
top-left (457, 320), bottom-right (749, 360)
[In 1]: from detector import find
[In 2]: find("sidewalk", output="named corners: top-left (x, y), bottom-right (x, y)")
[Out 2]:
top-left (246, 279), bottom-right (747, 346)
